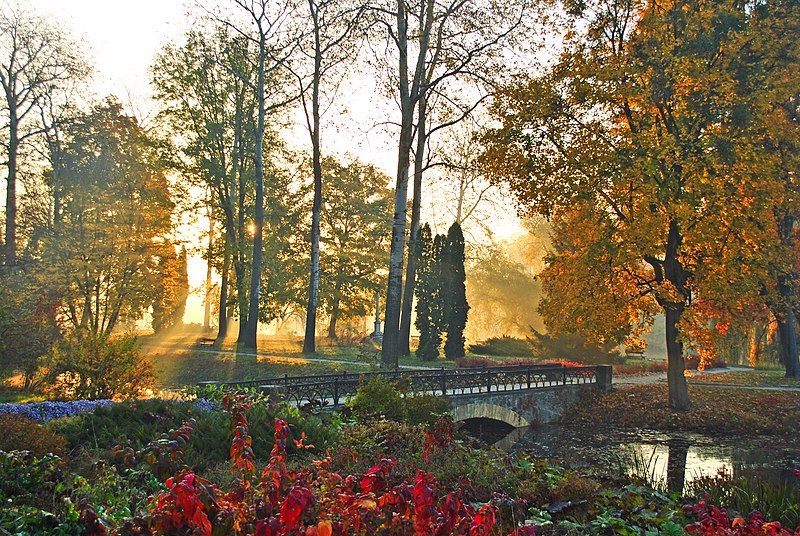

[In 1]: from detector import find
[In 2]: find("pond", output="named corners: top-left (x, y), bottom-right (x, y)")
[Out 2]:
top-left (507, 424), bottom-right (800, 493)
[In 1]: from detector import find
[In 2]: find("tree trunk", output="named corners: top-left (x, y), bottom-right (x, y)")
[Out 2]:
top-left (399, 91), bottom-right (427, 357)
top-left (303, 16), bottom-right (323, 354)
top-left (775, 295), bottom-right (800, 378)
top-left (665, 304), bottom-right (690, 410)
top-left (217, 244), bottom-right (230, 341)
top-left (203, 216), bottom-right (214, 330)
top-left (662, 219), bottom-right (691, 411)
top-left (243, 36), bottom-right (268, 351)
top-left (327, 299), bottom-right (339, 339)
top-left (5, 110), bottom-right (17, 266)
top-left (382, 0), bottom-right (415, 368)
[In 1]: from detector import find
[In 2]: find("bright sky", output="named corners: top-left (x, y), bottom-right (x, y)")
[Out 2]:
top-left (32, 0), bottom-right (191, 103)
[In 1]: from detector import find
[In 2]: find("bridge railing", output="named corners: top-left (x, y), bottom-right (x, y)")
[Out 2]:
top-left (198, 364), bottom-right (611, 409)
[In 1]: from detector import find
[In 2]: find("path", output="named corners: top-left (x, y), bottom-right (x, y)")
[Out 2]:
top-left (615, 365), bottom-right (800, 392)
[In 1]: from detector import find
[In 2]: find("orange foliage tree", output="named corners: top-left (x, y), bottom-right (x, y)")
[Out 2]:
top-left (482, 0), bottom-right (800, 408)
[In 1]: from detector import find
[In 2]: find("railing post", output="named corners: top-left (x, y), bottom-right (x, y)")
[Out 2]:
top-left (440, 367), bottom-right (446, 396)
top-left (334, 378), bottom-right (339, 408)
top-left (526, 368), bottom-right (531, 389)
top-left (486, 367), bottom-right (492, 393)
top-left (562, 365), bottom-right (567, 385)
top-left (596, 365), bottom-right (613, 391)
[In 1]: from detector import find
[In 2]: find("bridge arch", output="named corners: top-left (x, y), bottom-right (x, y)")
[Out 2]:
top-left (450, 402), bottom-right (530, 428)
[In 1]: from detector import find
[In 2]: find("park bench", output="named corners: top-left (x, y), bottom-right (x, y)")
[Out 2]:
top-left (197, 337), bottom-right (216, 348)
top-left (625, 349), bottom-right (646, 359)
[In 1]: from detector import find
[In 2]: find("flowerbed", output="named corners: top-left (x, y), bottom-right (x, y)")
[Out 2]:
top-left (3, 387), bottom-right (800, 534)
top-left (0, 398), bottom-right (114, 421)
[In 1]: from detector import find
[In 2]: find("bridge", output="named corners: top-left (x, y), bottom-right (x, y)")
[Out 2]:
top-left (199, 363), bottom-right (612, 431)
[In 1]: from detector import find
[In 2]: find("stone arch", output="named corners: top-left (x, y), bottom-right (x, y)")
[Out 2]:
top-left (449, 403), bottom-right (530, 428)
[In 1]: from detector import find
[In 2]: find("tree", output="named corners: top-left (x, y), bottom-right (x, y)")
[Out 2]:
top-left (151, 245), bottom-right (189, 333)
top-left (481, 0), bottom-right (796, 409)
top-left (376, 0), bottom-right (531, 364)
top-left (442, 222), bottom-right (468, 358)
top-left (49, 99), bottom-right (175, 335)
top-left (294, 0), bottom-right (367, 353)
top-left (153, 25), bottom-right (300, 345)
top-left (153, 27), bottom-right (256, 343)
top-left (0, 2), bottom-right (87, 265)
top-left (465, 243), bottom-right (544, 340)
top-left (414, 223), bottom-right (440, 358)
top-left (317, 157), bottom-right (392, 339)
top-left (0, 275), bottom-right (60, 389)
top-left (224, 0), bottom-right (299, 351)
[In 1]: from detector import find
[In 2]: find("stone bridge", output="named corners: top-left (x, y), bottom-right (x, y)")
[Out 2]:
top-left (202, 363), bottom-right (612, 430)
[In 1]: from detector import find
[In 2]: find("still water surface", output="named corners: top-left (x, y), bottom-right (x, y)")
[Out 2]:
top-left (509, 424), bottom-right (800, 492)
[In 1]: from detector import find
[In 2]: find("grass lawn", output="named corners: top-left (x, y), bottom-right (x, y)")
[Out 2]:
top-left (687, 367), bottom-right (800, 387)
top-left (140, 330), bottom-right (457, 389)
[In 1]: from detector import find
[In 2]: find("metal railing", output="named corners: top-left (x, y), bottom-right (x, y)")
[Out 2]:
top-left (199, 363), bottom-right (608, 409)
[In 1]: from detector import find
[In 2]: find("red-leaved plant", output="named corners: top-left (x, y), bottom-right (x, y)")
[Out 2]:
top-left (683, 499), bottom-right (800, 535)
top-left (123, 393), bottom-right (522, 535)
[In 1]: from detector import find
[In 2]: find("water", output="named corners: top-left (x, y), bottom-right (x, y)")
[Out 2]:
top-left (508, 424), bottom-right (800, 492)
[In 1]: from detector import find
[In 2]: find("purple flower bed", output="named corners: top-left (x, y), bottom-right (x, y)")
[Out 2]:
top-left (0, 397), bottom-right (219, 422)
top-left (0, 399), bottom-right (115, 422)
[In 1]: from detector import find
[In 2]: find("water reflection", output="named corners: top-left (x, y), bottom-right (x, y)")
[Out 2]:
top-left (508, 424), bottom-right (800, 491)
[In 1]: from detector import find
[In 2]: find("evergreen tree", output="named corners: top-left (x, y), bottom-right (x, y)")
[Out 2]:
top-left (443, 222), bottom-right (468, 359)
top-left (414, 224), bottom-right (438, 359)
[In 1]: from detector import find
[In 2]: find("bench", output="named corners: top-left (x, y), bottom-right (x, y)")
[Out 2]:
top-left (197, 337), bottom-right (216, 348)
top-left (625, 349), bottom-right (646, 359)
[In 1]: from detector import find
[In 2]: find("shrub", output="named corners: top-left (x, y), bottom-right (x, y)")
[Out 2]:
top-left (469, 336), bottom-right (533, 357)
top-left (46, 331), bottom-right (154, 400)
top-left (347, 377), bottom-right (407, 421)
top-left (0, 414), bottom-right (69, 458)
top-left (48, 397), bottom-right (335, 472)
top-left (405, 393), bottom-right (452, 425)
top-left (685, 469), bottom-right (800, 529)
top-left (528, 330), bottom-right (625, 365)
top-left (455, 356), bottom-right (497, 368)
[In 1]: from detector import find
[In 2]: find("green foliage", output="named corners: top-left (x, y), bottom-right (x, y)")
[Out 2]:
top-left (404, 394), bottom-right (452, 425)
top-left (46, 330), bottom-right (154, 400)
top-left (347, 377), bottom-right (407, 421)
top-left (528, 329), bottom-right (625, 365)
top-left (318, 156), bottom-right (392, 339)
top-left (469, 335), bottom-right (533, 357)
top-left (0, 277), bottom-right (61, 389)
top-left (48, 397), bottom-right (335, 472)
top-left (71, 463), bottom-right (164, 526)
top-left (0, 414), bottom-right (69, 458)
top-left (443, 222), bottom-right (469, 359)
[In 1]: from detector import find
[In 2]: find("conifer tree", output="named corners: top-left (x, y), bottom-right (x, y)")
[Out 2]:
top-left (414, 224), bottom-right (438, 359)
top-left (443, 222), bottom-right (468, 359)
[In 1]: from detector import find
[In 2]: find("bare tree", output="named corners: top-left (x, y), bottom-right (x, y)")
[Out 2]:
top-left (291, 0), bottom-right (367, 353)
top-left (0, 2), bottom-right (87, 265)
